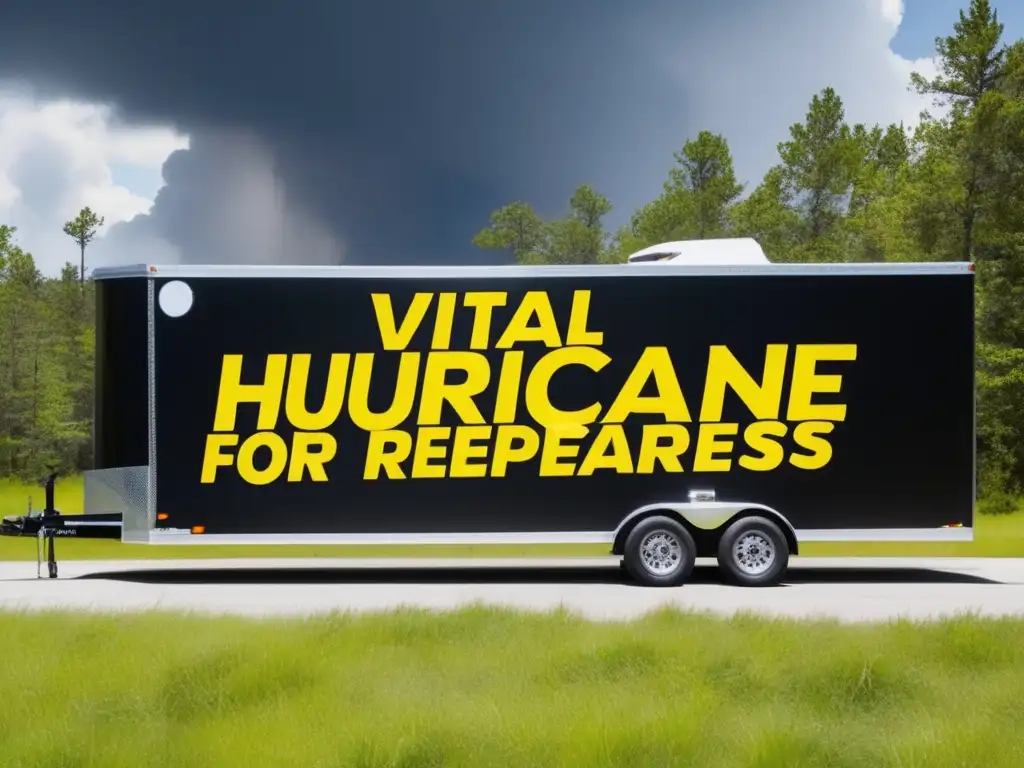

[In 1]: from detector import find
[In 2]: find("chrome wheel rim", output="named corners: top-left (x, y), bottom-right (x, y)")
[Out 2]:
top-left (639, 530), bottom-right (683, 576)
top-left (733, 532), bottom-right (775, 576)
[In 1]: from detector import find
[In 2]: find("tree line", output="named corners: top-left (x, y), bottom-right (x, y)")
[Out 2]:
top-left (473, 0), bottom-right (1024, 513)
top-left (0, 208), bottom-right (102, 482)
top-left (0, 2), bottom-right (1019, 512)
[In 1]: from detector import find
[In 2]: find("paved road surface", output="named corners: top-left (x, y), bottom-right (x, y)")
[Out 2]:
top-left (1, 556), bottom-right (1023, 622)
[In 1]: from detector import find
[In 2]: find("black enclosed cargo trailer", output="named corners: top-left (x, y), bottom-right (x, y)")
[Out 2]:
top-left (1, 251), bottom-right (977, 586)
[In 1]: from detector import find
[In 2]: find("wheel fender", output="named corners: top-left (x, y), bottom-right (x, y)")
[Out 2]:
top-left (613, 501), bottom-right (798, 555)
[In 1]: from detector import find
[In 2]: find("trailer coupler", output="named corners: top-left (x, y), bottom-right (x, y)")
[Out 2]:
top-left (0, 472), bottom-right (122, 579)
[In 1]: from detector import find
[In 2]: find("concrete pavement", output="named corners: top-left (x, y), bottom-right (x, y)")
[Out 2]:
top-left (1, 556), bottom-right (1022, 622)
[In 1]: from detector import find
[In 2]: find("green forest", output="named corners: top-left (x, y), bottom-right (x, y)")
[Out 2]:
top-left (473, 0), bottom-right (1024, 514)
top-left (0, 222), bottom-right (95, 483)
top-left (0, 1), bottom-right (1020, 512)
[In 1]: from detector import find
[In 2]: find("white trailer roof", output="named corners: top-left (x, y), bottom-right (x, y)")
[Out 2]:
top-left (91, 231), bottom-right (971, 280)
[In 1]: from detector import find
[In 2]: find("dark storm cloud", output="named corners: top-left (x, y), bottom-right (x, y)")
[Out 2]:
top-left (0, 0), bottom-right (899, 266)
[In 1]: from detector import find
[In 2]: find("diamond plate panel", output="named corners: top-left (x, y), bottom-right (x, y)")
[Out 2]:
top-left (84, 466), bottom-right (151, 543)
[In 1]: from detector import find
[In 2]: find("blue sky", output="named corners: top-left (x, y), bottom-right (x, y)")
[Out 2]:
top-left (111, 162), bottom-right (165, 204)
top-left (893, 0), bottom-right (1023, 58)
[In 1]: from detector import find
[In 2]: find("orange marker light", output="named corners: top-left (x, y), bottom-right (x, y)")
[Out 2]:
top-left (157, 513), bottom-right (169, 520)
top-left (191, 526), bottom-right (206, 534)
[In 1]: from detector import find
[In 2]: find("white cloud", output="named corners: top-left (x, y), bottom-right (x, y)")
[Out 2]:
top-left (672, 0), bottom-right (942, 186)
top-left (0, 80), bottom-right (188, 275)
top-left (875, 0), bottom-right (944, 126)
top-left (574, 0), bottom-right (946, 218)
top-left (0, 81), bottom-right (345, 272)
top-left (878, 0), bottom-right (904, 28)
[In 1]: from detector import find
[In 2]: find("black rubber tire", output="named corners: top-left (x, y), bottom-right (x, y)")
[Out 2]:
top-left (622, 516), bottom-right (697, 587)
top-left (716, 516), bottom-right (789, 587)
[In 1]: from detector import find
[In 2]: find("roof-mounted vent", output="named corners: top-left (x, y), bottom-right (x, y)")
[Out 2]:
top-left (626, 238), bottom-right (769, 266)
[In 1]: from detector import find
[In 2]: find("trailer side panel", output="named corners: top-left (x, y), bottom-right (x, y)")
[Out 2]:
top-left (144, 270), bottom-right (974, 538)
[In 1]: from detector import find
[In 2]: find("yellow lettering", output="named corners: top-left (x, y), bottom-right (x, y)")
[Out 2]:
top-left (212, 354), bottom-right (287, 432)
top-left (202, 432), bottom-right (337, 484)
top-left (496, 291), bottom-right (562, 348)
top-left (790, 421), bottom-right (835, 470)
top-left (539, 424), bottom-right (588, 477)
top-left (236, 432), bottom-right (289, 486)
top-left (491, 425), bottom-right (540, 477)
top-left (692, 422), bottom-right (737, 472)
top-left (464, 291), bottom-right (507, 349)
top-left (431, 292), bottom-right (457, 349)
top-left (284, 353), bottom-right (350, 431)
top-left (364, 430), bottom-right (412, 479)
top-left (200, 433), bottom-right (239, 483)
top-left (348, 352), bottom-right (420, 431)
top-left (417, 351), bottom-right (489, 425)
top-left (411, 426), bottom-right (450, 478)
top-left (525, 346), bottom-right (610, 428)
top-left (699, 345), bottom-right (788, 421)
top-left (787, 344), bottom-right (857, 421)
top-left (493, 351), bottom-right (524, 423)
top-left (371, 293), bottom-right (433, 350)
top-left (578, 424), bottom-right (633, 475)
top-left (637, 424), bottom-right (691, 474)
top-left (738, 421), bottom-right (787, 471)
top-left (566, 290), bottom-right (603, 346)
top-left (450, 425), bottom-right (493, 478)
top-left (602, 347), bottom-right (690, 423)
top-left (287, 432), bottom-right (338, 481)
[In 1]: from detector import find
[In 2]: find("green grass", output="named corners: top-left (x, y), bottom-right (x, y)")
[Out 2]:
top-left (1, 607), bottom-right (1022, 767)
top-left (2, 475), bottom-right (1022, 560)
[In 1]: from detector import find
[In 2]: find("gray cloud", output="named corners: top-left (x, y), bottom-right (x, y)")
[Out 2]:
top-left (0, 0), bottom-right (928, 266)
top-left (93, 129), bottom-right (345, 267)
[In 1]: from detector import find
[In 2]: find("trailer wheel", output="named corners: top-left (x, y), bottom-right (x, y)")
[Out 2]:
top-left (622, 516), bottom-right (696, 587)
top-left (716, 516), bottom-right (789, 587)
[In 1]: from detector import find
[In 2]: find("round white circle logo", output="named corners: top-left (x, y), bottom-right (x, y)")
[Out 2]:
top-left (158, 280), bottom-right (194, 318)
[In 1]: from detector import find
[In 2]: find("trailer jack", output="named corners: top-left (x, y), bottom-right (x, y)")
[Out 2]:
top-left (36, 472), bottom-right (60, 579)
top-left (37, 527), bottom-right (58, 579)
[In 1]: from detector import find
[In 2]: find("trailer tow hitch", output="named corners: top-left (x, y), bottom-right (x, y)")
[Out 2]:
top-left (2, 473), bottom-right (124, 579)
top-left (0, 472), bottom-right (62, 579)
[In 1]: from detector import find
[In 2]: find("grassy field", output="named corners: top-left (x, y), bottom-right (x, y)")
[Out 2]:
top-left (0, 607), bottom-right (1022, 767)
top-left (2, 475), bottom-right (1022, 560)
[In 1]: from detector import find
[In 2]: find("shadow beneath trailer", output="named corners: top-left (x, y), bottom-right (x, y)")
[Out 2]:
top-left (74, 564), bottom-right (1002, 586)
top-left (780, 567), bottom-right (999, 585)
top-left (78, 565), bottom-right (628, 585)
